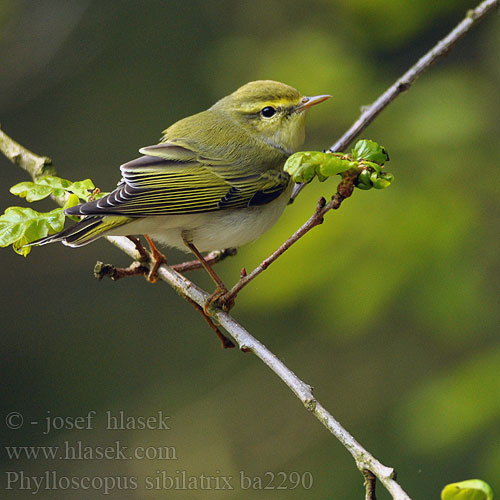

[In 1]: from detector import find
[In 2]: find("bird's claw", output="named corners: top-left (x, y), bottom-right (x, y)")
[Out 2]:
top-left (147, 252), bottom-right (167, 283)
top-left (143, 235), bottom-right (168, 283)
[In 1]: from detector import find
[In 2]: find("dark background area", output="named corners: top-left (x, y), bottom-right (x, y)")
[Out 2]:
top-left (0, 1), bottom-right (499, 498)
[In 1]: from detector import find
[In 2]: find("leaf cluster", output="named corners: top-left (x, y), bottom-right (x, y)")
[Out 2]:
top-left (284, 139), bottom-right (394, 190)
top-left (0, 176), bottom-right (98, 256)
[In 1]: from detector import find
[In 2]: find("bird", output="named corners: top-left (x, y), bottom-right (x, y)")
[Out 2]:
top-left (34, 80), bottom-right (330, 296)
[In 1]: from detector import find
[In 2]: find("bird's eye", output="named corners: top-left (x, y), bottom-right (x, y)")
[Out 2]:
top-left (260, 106), bottom-right (276, 118)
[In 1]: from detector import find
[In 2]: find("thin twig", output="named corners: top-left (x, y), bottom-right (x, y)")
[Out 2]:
top-left (214, 308), bottom-right (411, 500)
top-left (171, 248), bottom-right (237, 273)
top-left (219, 196), bottom-right (326, 304)
top-left (330, 0), bottom-right (498, 153)
top-left (93, 260), bottom-right (149, 281)
top-left (291, 0), bottom-right (499, 201)
top-left (220, 170), bottom-right (356, 306)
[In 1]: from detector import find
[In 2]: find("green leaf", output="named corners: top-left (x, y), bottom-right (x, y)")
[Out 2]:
top-left (285, 142), bottom-right (393, 192)
top-left (63, 193), bottom-right (82, 221)
top-left (94, 190), bottom-right (109, 200)
top-left (362, 161), bottom-right (382, 174)
top-left (358, 168), bottom-right (373, 188)
top-left (370, 171), bottom-right (390, 189)
top-left (0, 206), bottom-right (65, 257)
top-left (284, 151), bottom-right (353, 183)
top-left (441, 479), bottom-right (494, 500)
top-left (37, 176), bottom-right (72, 189)
top-left (10, 182), bottom-right (54, 202)
top-left (356, 161), bottom-right (394, 190)
top-left (318, 155), bottom-right (356, 177)
top-left (68, 179), bottom-right (96, 200)
top-left (284, 152), bottom-right (316, 183)
top-left (13, 236), bottom-right (31, 257)
top-left (352, 139), bottom-right (389, 164)
top-left (0, 209), bottom-right (26, 245)
top-left (63, 193), bottom-right (81, 211)
top-left (10, 176), bottom-right (95, 203)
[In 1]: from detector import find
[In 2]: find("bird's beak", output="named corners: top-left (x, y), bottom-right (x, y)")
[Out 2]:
top-left (296, 94), bottom-right (331, 111)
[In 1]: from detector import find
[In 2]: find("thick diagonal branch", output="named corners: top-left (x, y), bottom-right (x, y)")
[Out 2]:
top-left (0, 128), bottom-right (56, 180)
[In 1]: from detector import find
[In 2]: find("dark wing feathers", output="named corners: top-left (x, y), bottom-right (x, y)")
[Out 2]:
top-left (65, 141), bottom-right (290, 218)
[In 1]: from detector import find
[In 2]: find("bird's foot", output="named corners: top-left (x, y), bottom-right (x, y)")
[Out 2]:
top-left (127, 235), bottom-right (149, 262)
top-left (144, 235), bottom-right (167, 283)
top-left (126, 235), bottom-right (168, 282)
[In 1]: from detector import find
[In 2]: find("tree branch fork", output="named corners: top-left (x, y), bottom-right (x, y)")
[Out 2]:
top-left (1, 2), bottom-right (498, 498)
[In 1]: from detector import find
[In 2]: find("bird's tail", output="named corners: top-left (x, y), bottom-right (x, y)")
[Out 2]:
top-left (33, 216), bottom-right (132, 247)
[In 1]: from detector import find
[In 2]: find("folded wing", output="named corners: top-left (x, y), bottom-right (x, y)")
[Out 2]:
top-left (66, 140), bottom-right (290, 217)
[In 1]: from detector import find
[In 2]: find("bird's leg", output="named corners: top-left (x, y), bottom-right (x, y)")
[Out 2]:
top-left (127, 235), bottom-right (149, 262)
top-left (184, 241), bottom-right (227, 290)
top-left (182, 234), bottom-right (234, 312)
top-left (144, 235), bottom-right (168, 283)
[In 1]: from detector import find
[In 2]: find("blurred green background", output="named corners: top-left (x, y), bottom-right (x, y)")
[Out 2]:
top-left (1, 1), bottom-right (499, 498)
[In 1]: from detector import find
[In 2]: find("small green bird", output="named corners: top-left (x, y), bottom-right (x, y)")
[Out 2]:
top-left (36, 80), bottom-right (330, 284)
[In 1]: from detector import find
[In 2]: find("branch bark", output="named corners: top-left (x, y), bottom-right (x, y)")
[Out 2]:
top-left (0, 128), bottom-right (55, 179)
top-left (1, 2), bottom-right (497, 497)
top-left (108, 235), bottom-right (412, 500)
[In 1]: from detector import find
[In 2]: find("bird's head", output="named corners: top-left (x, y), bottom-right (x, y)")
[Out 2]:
top-left (213, 80), bottom-right (330, 155)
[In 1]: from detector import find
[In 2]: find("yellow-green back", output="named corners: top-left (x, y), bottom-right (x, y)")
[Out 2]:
top-left (162, 80), bottom-right (309, 169)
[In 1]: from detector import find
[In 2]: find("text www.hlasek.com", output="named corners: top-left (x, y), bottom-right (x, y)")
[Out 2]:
top-left (5, 441), bottom-right (176, 461)
top-left (5, 470), bottom-right (313, 494)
